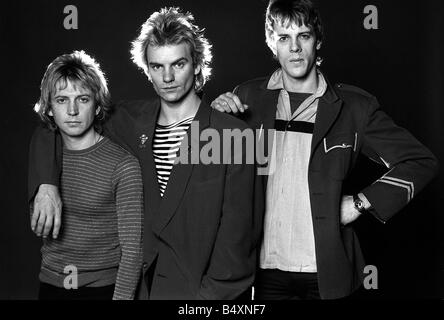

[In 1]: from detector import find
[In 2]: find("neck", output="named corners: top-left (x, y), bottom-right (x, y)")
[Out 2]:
top-left (283, 67), bottom-right (319, 93)
top-left (61, 128), bottom-right (101, 151)
top-left (158, 89), bottom-right (201, 125)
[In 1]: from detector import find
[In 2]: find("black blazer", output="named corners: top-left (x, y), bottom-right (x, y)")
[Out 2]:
top-left (232, 72), bottom-right (439, 299)
top-left (29, 99), bottom-right (261, 300)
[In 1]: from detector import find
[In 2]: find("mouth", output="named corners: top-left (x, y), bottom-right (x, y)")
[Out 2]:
top-left (289, 58), bottom-right (304, 63)
top-left (65, 121), bottom-right (81, 126)
top-left (162, 86), bottom-right (178, 91)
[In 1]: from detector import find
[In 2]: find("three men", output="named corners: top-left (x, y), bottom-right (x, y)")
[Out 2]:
top-left (212, 0), bottom-right (439, 299)
top-left (31, 51), bottom-right (143, 300)
top-left (29, 8), bottom-right (258, 300)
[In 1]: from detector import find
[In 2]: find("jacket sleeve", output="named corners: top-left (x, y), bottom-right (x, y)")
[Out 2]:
top-left (360, 96), bottom-right (439, 222)
top-left (197, 158), bottom-right (257, 299)
top-left (28, 126), bottom-right (63, 203)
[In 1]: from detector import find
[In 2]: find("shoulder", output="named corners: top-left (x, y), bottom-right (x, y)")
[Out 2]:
top-left (113, 99), bottom-right (157, 119)
top-left (209, 108), bottom-right (250, 131)
top-left (235, 76), bottom-right (268, 94)
top-left (101, 138), bottom-right (141, 170)
top-left (334, 83), bottom-right (376, 103)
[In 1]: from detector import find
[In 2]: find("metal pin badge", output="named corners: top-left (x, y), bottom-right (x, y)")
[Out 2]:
top-left (139, 134), bottom-right (148, 148)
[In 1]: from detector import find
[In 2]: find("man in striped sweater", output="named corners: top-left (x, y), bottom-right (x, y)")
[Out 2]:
top-left (31, 51), bottom-right (144, 300)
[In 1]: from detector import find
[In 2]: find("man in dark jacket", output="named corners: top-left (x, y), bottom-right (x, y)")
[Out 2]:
top-left (211, 0), bottom-right (439, 299)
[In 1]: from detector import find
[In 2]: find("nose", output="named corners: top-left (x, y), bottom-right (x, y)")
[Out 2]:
top-left (163, 67), bottom-right (174, 83)
top-left (290, 38), bottom-right (301, 53)
top-left (67, 101), bottom-right (79, 116)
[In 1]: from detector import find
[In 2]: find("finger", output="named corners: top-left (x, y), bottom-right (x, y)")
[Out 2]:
top-left (53, 211), bottom-right (61, 239)
top-left (30, 204), bottom-right (40, 231)
top-left (210, 101), bottom-right (226, 113)
top-left (227, 93), bottom-right (245, 113)
top-left (217, 99), bottom-right (233, 113)
top-left (220, 97), bottom-right (239, 114)
top-left (35, 212), bottom-right (47, 237)
top-left (42, 213), bottom-right (54, 238)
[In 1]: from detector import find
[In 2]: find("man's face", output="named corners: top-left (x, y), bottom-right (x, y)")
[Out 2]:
top-left (146, 42), bottom-right (200, 104)
top-left (272, 22), bottom-right (320, 82)
top-left (49, 79), bottom-right (97, 138)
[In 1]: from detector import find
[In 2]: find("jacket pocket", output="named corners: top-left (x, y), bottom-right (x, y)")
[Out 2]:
top-left (323, 132), bottom-right (357, 153)
top-left (321, 132), bottom-right (357, 180)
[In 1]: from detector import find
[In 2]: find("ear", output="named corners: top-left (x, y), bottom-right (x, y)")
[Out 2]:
top-left (48, 108), bottom-right (53, 117)
top-left (269, 33), bottom-right (277, 56)
top-left (95, 106), bottom-right (101, 116)
top-left (316, 40), bottom-right (322, 51)
top-left (194, 63), bottom-right (201, 76)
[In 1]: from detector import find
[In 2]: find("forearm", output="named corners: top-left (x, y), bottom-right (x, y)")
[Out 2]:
top-left (28, 126), bottom-right (62, 202)
top-left (359, 97), bottom-right (439, 222)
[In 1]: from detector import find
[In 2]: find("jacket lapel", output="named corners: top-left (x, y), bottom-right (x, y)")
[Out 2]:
top-left (152, 100), bottom-right (211, 236)
top-left (310, 79), bottom-right (343, 157)
top-left (257, 78), bottom-right (280, 189)
top-left (135, 99), bottom-right (162, 217)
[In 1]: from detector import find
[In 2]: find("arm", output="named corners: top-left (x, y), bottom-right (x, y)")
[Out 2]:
top-left (28, 126), bottom-right (63, 238)
top-left (28, 126), bottom-right (62, 202)
top-left (112, 155), bottom-right (144, 300)
top-left (197, 160), bottom-right (256, 300)
top-left (356, 96), bottom-right (439, 223)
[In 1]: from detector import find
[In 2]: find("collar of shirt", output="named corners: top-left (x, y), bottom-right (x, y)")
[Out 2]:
top-left (266, 68), bottom-right (328, 100)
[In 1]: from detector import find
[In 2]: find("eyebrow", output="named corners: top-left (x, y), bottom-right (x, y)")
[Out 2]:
top-left (148, 57), bottom-right (188, 67)
top-left (53, 93), bottom-right (91, 98)
top-left (277, 30), bottom-right (313, 36)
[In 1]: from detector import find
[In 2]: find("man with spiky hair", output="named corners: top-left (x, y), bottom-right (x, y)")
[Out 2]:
top-left (212, 0), bottom-right (438, 299)
top-left (32, 50), bottom-right (143, 300)
top-left (29, 8), bottom-right (258, 300)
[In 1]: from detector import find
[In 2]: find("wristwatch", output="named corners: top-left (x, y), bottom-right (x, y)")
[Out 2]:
top-left (353, 194), bottom-right (366, 213)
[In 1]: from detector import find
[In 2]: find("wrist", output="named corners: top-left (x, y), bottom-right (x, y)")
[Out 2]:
top-left (353, 194), bottom-right (367, 214)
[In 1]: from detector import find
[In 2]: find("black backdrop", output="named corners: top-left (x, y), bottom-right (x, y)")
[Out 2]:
top-left (0, 0), bottom-right (442, 299)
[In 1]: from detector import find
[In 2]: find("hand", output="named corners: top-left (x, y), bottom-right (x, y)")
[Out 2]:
top-left (211, 92), bottom-right (248, 114)
top-left (30, 184), bottom-right (62, 239)
top-left (340, 195), bottom-right (362, 226)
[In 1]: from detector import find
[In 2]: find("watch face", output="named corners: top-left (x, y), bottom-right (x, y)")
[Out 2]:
top-left (355, 199), bottom-right (364, 211)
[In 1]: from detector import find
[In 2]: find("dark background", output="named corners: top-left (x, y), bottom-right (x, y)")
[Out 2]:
top-left (0, 0), bottom-right (442, 299)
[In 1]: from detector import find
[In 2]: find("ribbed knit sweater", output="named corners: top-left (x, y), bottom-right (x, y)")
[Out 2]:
top-left (39, 137), bottom-right (143, 300)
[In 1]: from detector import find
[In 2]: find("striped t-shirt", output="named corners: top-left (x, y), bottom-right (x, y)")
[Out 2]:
top-left (153, 117), bottom-right (194, 196)
top-left (39, 137), bottom-right (144, 300)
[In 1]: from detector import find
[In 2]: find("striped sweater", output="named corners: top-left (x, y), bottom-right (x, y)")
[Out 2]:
top-left (39, 137), bottom-right (143, 300)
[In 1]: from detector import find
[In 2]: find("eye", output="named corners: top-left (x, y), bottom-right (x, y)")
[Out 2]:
top-left (174, 61), bottom-right (185, 69)
top-left (151, 65), bottom-right (161, 71)
top-left (299, 33), bottom-right (311, 40)
top-left (55, 98), bottom-right (66, 104)
top-left (79, 97), bottom-right (90, 103)
top-left (278, 36), bottom-right (288, 42)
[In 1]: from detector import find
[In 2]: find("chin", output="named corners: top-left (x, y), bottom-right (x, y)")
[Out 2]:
top-left (61, 128), bottom-right (87, 138)
top-left (162, 92), bottom-right (187, 104)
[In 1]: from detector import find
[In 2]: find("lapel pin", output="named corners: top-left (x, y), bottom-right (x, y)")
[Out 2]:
top-left (139, 134), bottom-right (148, 148)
